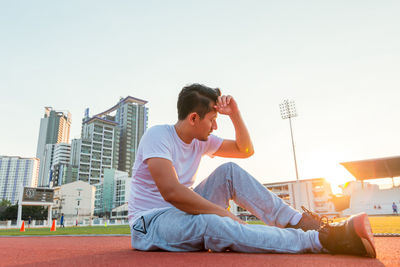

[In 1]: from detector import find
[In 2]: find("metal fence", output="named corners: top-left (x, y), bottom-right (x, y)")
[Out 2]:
top-left (0, 219), bottom-right (129, 229)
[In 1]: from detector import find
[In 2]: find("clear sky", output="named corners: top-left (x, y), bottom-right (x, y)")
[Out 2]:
top-left (1, 1), bottom-right (399, 193)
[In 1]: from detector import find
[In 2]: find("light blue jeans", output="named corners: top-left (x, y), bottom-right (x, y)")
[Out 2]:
top-left (131, 162), bottom-right (321, 253)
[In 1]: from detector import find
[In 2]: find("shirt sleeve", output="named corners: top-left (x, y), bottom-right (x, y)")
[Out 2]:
top-left (204, 134), bottom-right (223, 158)
top-left (141, 127), bottom-right (173, 162)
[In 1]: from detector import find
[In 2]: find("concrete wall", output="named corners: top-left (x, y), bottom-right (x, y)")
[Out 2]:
top-left (342, 181), bottom-right (400, 215)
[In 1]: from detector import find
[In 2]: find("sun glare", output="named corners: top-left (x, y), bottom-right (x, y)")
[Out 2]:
top-left (301, 155), bottom-right (356, 195)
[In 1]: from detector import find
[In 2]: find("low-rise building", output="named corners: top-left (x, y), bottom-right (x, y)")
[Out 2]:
top-left (53, 180), bottom-right (95, 224)
top-left (110, 203), bottom-right (128, 220)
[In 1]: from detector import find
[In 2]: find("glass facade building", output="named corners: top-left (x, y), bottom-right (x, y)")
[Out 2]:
top-left (0, 156), bottom-right (39, 204)
top-left (95, 169), bottom-right (130, 216)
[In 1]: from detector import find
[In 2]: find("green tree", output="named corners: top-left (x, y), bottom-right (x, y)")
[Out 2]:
top-left (0, 199), bottom-right (12, 207)
top-left (0, 204), bottom-right (48, 220)
top-left (22, 206), bottom-right (48, 220)
top-left (0, 199), bottom-right (12, 219)
top-left (0, 204), bottom-right (18, 220)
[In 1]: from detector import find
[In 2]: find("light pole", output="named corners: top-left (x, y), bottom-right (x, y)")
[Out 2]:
top-left (279, 99), bottom-right (301, 209)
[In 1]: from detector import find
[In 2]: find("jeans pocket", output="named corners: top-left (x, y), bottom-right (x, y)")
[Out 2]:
top-left (132, 216), bottom-right (147, 234)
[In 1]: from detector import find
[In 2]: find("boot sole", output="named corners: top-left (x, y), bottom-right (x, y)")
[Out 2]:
top-left (352, 213), bottom-right (376, 258)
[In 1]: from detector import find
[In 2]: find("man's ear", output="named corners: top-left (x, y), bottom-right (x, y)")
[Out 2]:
top-left (188, 112), bottom-right (198, 125)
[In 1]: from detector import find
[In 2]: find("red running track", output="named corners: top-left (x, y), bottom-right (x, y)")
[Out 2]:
top-left (0, 236), bottom-right (399, 267)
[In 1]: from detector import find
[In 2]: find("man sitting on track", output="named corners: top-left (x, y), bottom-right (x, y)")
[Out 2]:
top-left (128, 83), bottom-right (376, 257)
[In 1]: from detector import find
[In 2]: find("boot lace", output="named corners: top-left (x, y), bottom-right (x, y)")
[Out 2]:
top-left (301, 205), bottom-right (331, 229)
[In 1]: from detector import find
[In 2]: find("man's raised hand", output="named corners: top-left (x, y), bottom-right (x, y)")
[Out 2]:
top-left (214, 95), bottom-right (239, 116)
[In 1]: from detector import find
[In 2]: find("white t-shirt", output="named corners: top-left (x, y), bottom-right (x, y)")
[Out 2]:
top-left (128, 124), bottom-right (223, 227)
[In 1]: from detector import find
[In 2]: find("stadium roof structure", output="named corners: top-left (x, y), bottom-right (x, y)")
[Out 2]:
top-left (340, 156), bottom-right (400, 180)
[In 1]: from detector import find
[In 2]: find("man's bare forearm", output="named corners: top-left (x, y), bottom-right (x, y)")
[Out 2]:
top-left (166, 184), bottom-right (228, 216)
top-left (230, 111), bottom-right (254, 155)
top-left (165, 183), bottom-right (244, 223)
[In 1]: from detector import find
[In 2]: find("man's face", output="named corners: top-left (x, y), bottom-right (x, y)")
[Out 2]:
top-left (195, 108), bottom-right (218, 141)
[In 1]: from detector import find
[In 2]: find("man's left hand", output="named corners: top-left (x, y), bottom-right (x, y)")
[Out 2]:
top-left (214, 95), bottom-right (239, 116)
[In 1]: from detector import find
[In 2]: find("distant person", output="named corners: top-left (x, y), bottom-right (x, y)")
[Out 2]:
top-left (378, 205), bottom-right (382, 210)
top-left (373, 205), bottom-right (376, 209)
top-left (128, 84), bottom-right (376, 258)
top-left (393, 202), bottom-right (398, 214)
top-left (60, 213), bottom-right (65, 228)
top-left (28, 216), bottom-right (31, 228)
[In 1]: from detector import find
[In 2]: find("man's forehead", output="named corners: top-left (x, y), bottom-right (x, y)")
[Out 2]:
top-left (207, 109), bottom-right (218, 117)
top-left (205, 102), bottom-right (218, 117)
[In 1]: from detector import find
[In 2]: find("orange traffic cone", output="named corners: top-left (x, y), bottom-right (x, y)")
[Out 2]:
top-left (20, 221), bottom-right (25, 232)
top-left (50, 219), bottom-right (56, 232)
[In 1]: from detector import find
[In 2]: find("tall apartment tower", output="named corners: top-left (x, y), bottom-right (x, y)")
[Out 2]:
top-left (0, 156), bottom-right (39, 204)
top-left (48, 143), bottom-right (72, 187)
top-left (74, 117), bottom-right (120, 185)
top-left (71, 96), bottom-right (147, 187)
top-left (76, 97), bottom-right (148, 177)
top-left (114, 97), bottom-right (148, 176)
top-left (36, 107), bottom-right (71, 186)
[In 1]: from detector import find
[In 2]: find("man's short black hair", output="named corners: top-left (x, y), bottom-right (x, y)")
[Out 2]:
top-left (177, 83), bottom-right (221, 120)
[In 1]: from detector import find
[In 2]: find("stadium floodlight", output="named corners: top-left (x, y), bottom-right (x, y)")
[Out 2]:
top-left (279, 99), bottom-right (299, 182)
top-left (279, 99), bottom-right (297, 119)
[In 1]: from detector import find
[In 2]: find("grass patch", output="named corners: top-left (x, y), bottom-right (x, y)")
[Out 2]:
top-left (369, 216), bottom-right (400, 233)
top-left (0, 225), bottom-right (131, 236)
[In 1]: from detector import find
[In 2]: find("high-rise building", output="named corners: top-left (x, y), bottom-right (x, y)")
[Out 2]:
top-left (39, 143), bottom-right (71, 187)
top-left (36, 107), bottom-right (71, 186)
top-left (49, 143), bottom-right (74, 187)
top-left (70, 139), bottom-right (81, 166)
top-left (52, 143), bottom-right (71, 166)
top-left (51, 163), bottom-right (78, 187)
top-left (40, 144), bottom-right (55, 186)
top-left (71, 96), bottom-right (147, 215)
top-left (74, 117), bottom-right (120, 185)
top-left (114, 97), bottom-right (148, 176)
top-left (72, 96), bottom-right (147, 182)
top-left (0, 156), bottom-right (39, 204)
top-left (85, 96), bottom-right (148, 176)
